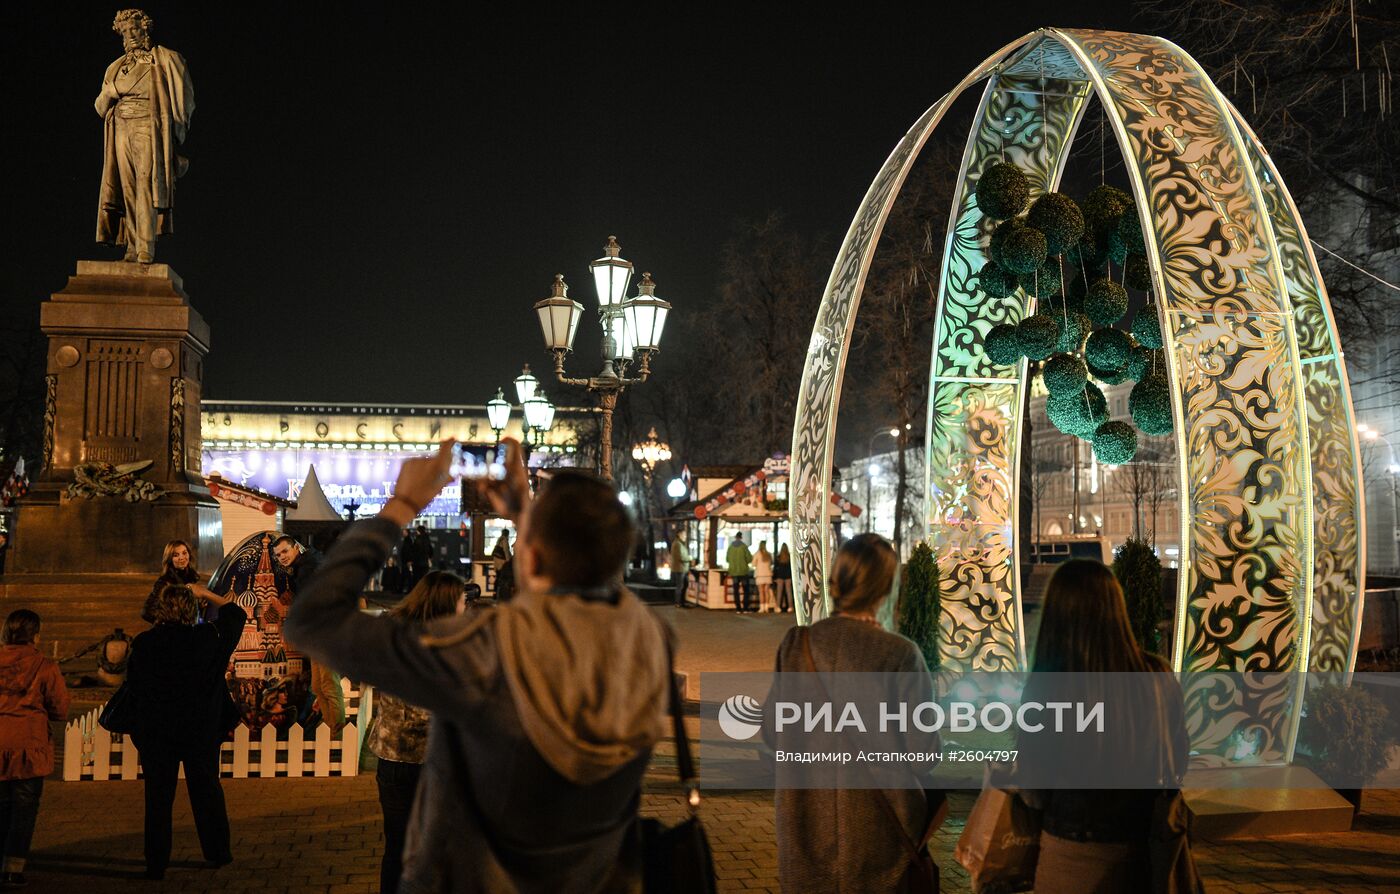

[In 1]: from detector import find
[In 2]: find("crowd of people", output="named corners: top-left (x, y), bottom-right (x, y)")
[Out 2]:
top-left (0, 436), bottom-right (1194, 892)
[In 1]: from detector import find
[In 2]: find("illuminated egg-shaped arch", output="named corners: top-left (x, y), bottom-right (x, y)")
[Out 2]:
top-left (789, 29), bottom-right (1365, 764)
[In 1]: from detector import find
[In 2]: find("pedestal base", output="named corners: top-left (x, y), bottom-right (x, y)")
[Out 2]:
top-left (1183, 766), bottom-right (1355, 839)
top-left (9, 483), bottom-right (221, 575)
top-left (0, 575), bottom-right (151, 658)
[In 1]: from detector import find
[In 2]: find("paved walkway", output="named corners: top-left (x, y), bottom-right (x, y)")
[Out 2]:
top-left (23, 607), bottom-right (1400, 892)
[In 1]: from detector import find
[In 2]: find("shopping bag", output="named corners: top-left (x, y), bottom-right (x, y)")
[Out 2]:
top-left (954, 786), bottom-right (1040, 894)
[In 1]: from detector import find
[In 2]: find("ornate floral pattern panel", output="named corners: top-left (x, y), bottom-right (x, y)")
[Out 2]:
top-left (1055, 29), bottom-right (1315, 763)
top-left (1231, 114), bottom-right (1366, 675)
top-left (789, 37), bottom-right (1030, 624)
top-left (927, 68), bottom-right (1091, 671)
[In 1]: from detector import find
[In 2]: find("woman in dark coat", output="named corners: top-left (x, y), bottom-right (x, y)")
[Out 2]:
top-left (127, 585), bottom-right (245, 880)
top-left (1015, 559), bottom-right (1191, 893)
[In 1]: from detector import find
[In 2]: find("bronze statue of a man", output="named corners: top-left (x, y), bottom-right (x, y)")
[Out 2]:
top-left (94, 9), bottom-right (194, 264)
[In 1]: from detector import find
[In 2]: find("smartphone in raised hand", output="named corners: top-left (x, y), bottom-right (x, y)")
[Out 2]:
top-left (449, 444), bottom-right (506, 481)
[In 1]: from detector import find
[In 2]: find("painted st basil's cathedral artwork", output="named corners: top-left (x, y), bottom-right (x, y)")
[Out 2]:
top-left (210, 532), bottom-right (313, 730)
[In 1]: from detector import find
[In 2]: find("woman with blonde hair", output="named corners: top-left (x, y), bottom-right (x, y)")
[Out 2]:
top-left (753, 540), bottom-right (774, 612)
top-left (126, 584), bottom-right (245, 879)
top-left (770, 533), bottom-right (943, 892)
top-left (369, 570), bottom-right (477, 894)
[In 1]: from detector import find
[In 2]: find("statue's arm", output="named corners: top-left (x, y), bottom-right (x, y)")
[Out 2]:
top-left (94, 69), bottom-right (118, 118)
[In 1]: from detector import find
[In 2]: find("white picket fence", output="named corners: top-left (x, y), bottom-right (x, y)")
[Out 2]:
top-left (63, 680), bottom-right (375, 781)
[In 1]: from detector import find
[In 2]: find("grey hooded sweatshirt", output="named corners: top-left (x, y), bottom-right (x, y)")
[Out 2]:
top-left (284, 517), bottom-right (671, 893)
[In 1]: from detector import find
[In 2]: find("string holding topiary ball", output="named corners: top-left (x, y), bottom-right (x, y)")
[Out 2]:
top-left (1084, 327), bottom-right (1133, 372)
top-left (1093, 420), bottom-right (1139, 464)
top-left (1026, 193), bottom-right (1086, 255)
top-left (1030, 260), bottom-right (1063, 297)
top-left (977, 261), bottom-right (1020, 299)
top-left (976, 162), bottom-right (1031, 219)
top-left (1125, 345), bottom-right (1163, 381)
top-left (1042, 352), bottom-right (1088, 398)
top-left (1084, 278), bottom-right (1129, 325)
top-left (1064, 230), bottom-right (1106, 270)
top-left (1116, 206), bottom-right (1146, 256)
top-left (1132, 304), bottom-right (1164, 348)
top-left (1017, 314), bottom-right (1059, 361)
top-left (990, 219), bottom-right (1048, 275)
top-left (1130, 374), bottom-right (1174, 435)
top-left (1083, 185), bottom-right (1133, 238)
top-left (1125, 254), bottom-right (1152, 291)
top-left (984, 323), bottom-right (1023, 366)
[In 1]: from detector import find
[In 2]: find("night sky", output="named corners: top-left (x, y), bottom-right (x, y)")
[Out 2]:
top-left (9, 2), bottom-right (1127, 406)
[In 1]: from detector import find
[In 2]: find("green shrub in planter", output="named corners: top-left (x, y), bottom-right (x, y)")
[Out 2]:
top-left (1112, 538), bottom-right (1164, 654)
top-left (897, 541), bottom-right (942, 671)
top-left (1299, 683), bottom-right (1395, 794)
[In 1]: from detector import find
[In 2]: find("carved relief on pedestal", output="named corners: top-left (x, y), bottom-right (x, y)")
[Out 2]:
top-left (170, 377), bottom-right (186, 477)
top-left (41, 375), bottom-right (56, 473)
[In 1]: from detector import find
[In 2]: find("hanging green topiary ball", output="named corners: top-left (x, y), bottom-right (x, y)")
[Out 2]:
top-left (976, 162), bottom-right (1031, 219)
top-left (1089, 362), bottom-right (1131, 386)
top-left (1083, 185), bottom-right (1133, 238)
top-left (1042, 352), bottom-right (1088, 397)
top-left (1116, 206), bottom-right (1146, 256)
top-left (1084, 279), bottom-right (1129, 325)
top-left (1084, 327), bottom-right (1133, 371)
top-left (1125, 344), bottom-right (1162, 381)
top-left (977, 261), bottom-right (1020, 299)
top-left (1124, 254), bottom-right (1152, 291)
top-left (984, 323), bottom-right (1023, 366)
top-left (1018, 314), bottom-right (1059, 361)
top-left (990, 219), bottom-right (1048, 275)
top-left (1093, 420), bottom-right (1139, 464)
top-left (1132, 304), bottom-right (1163, 348)
top-left (1051, 311), bottom-right (1092, 353)
top-left (1026, 193), bottom-right (1086, 256)
top-left (1030, 260), bottom-right (1063, 297)
top-left (1130, 374), bottom-right (1174, 435)
top-left (1048, 382), bottom-right (1109, 436)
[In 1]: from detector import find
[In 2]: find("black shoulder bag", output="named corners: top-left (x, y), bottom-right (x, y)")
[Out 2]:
top-left (640, 638), bottom-right (717, 894)
top-left (99, 681), bottom-right (138, 735)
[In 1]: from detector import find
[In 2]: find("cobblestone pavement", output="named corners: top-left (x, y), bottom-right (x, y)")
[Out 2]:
top-left (25, 608), bottom-right (1400, 892)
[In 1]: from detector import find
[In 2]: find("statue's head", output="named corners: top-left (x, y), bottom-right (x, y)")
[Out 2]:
top-left (112, 9), bottom-right (153, 52)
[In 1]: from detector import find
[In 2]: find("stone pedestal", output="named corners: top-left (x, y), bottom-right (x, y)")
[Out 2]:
top-left (1183, 766), bottom-right (1355, 838)
top-left (7, 261), bottom-right (221, 576)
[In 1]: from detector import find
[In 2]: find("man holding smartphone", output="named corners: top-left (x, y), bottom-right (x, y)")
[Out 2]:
top-left (285, 440), bottom-right (671, 892)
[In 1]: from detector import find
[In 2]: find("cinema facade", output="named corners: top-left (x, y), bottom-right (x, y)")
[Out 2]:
top-left (200, 399), bottom-right (593, 526)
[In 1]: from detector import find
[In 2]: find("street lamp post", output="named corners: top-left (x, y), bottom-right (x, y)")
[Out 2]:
top-left (631, 428), bottom-right (673, 578)
top-left (533, 237), bottom-right (672, 481)
top-left (1360, 422), bottom-right (1400, 573)
top-left (865, 427), bottom-right (898, 534)
top-left (488, 367), bottom-right (555, 466)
